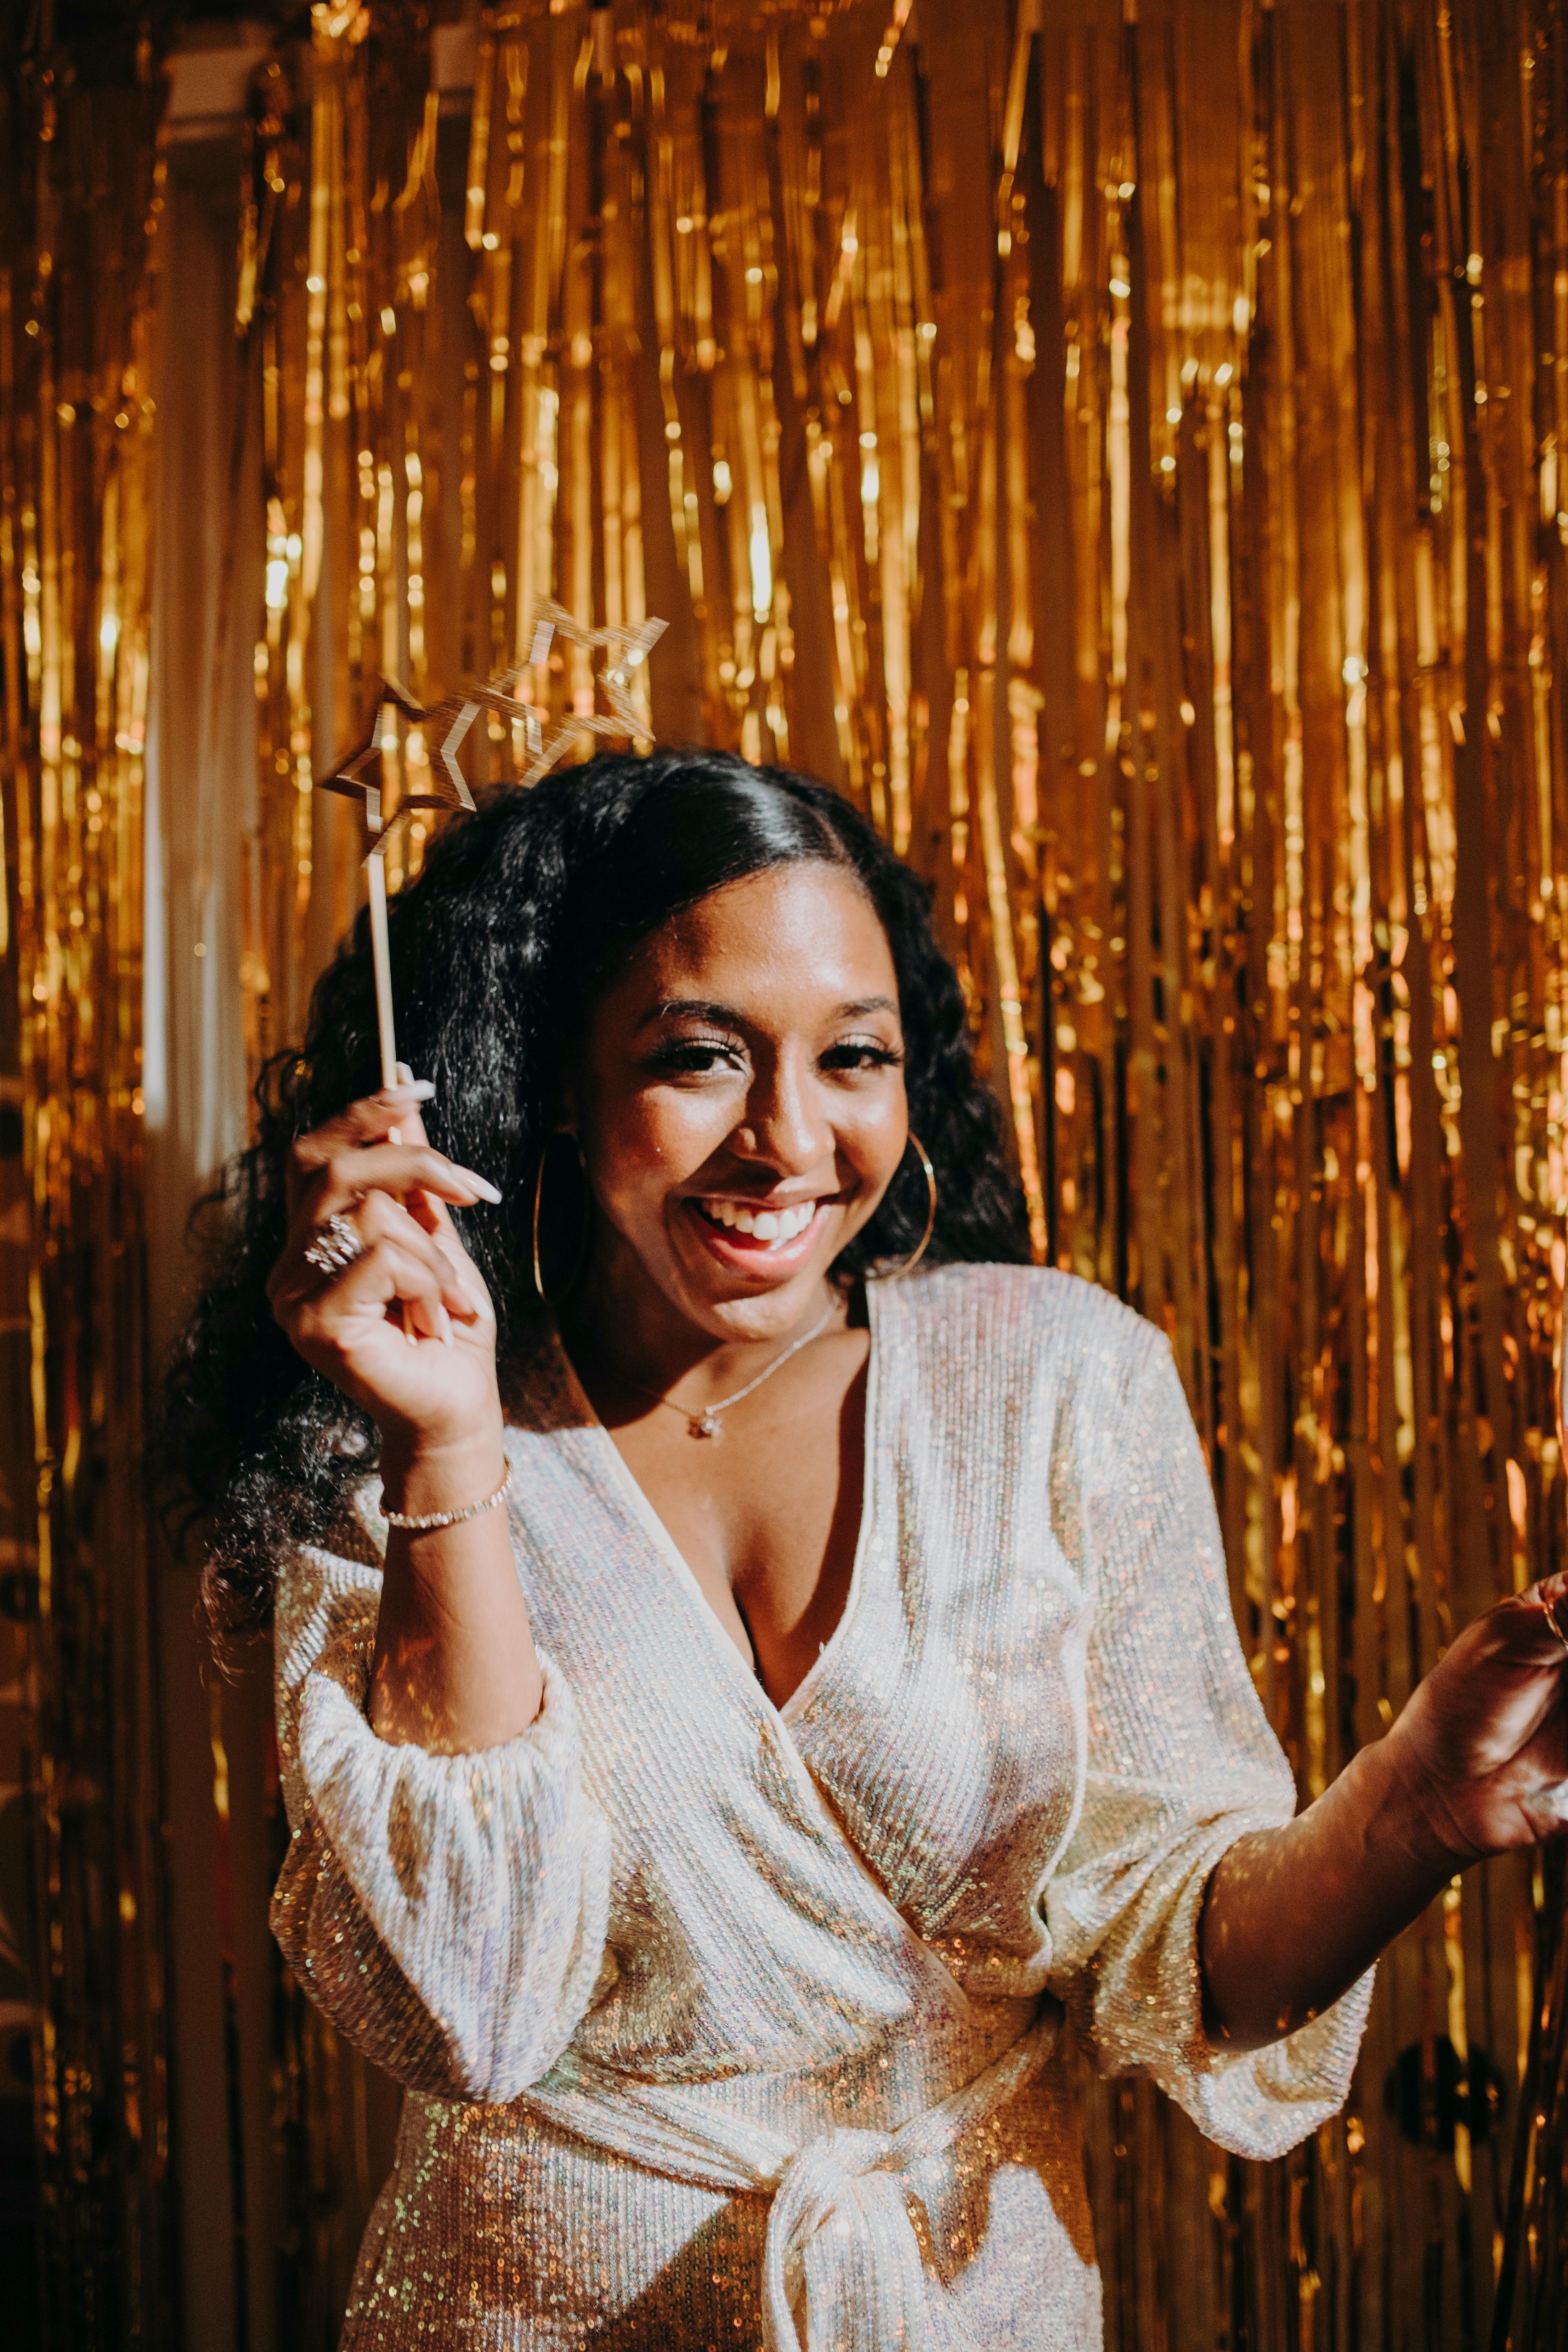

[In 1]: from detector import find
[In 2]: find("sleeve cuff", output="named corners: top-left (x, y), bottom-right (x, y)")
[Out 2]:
top-left (287, 1625), bottom-right (611, 2101)
top-left (1076, 1817), bottom-right (1375, 2161)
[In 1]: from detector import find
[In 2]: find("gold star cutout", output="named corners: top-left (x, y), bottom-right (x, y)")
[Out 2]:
top-left (318, 678), bottom-right (481, 866)
top-left (467, 664), bottom-right (546, 765)
top-left (318, 678), bottom-right (420, 840)
top-left (425, 694), bottom-right (483, 804)
top-left (316, 603), bottom-right (669, 858)
top-left (518, 601), bottom-right (667, 783)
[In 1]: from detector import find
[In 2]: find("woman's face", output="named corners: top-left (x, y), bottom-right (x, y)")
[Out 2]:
top-left (568, 861), bottom-right (908, 1342)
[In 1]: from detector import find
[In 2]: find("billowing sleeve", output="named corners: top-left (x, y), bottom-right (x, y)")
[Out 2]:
top-left (1043, 1330), bottom-right (1373, 2159)
top-left (269, 1497), bottom-right (612, 2104)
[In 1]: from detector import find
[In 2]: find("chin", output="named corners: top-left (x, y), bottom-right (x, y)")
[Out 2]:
top-left (687, 1258), bottom-right (834, 1320)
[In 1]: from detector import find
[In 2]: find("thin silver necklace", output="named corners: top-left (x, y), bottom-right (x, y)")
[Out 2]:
top-left (625, 1300), bottom-right (839, 1440)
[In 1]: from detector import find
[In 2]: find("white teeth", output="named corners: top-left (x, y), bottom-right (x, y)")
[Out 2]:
top-left (701, 1199), bottom-right (818, 1244)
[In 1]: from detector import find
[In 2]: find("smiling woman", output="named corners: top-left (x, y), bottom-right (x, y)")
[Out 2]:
top-left (158, 750), bottom-right (1568, 2352)
top-left (555, 858), bottom-right (916, 1698)
top-left (163, 752), bottom-right (1026, 1647)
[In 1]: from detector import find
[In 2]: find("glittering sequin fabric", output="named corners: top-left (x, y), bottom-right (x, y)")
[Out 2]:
top-left (272, 1267), bottom-right (1371, 2349)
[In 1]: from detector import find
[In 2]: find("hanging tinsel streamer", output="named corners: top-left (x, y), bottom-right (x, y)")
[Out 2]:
top-left (0, 17), bottom-right (174, 2345)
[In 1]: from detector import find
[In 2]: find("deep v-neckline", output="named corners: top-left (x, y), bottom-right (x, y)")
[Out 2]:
top-left (548, 1287), bottom-right (881, 1728)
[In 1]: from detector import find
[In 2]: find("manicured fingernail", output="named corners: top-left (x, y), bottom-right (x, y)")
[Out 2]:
top-left (387, 1124), bottom-right (402, 1146)
top-left (456, 1169), bottom-right (504, 1204)
top-left (395, 1061), bottom-right (414, 1084)
top-left (438, 1305), bottom-right (454, 1346)
top-left (450, 1269), bottom-right (494, 1321)
top-left (405, 1324), bottom-right (419, 1348)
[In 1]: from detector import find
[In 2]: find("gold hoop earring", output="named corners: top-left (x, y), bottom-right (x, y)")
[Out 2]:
top-left (867, 1133), bottom-right (937, 1281)
top-left (531, 1132), bottom-right (592, 1303)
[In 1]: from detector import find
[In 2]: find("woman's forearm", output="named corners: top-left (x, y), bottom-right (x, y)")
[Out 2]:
top-left (1200, 1732), bottom-right (1461, 2051)
top-left (369, 1423), bottom-right (544, 1752)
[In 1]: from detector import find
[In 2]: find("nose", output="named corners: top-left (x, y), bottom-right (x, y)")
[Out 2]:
top-left (733, 1047), bottom-right (832, 1177)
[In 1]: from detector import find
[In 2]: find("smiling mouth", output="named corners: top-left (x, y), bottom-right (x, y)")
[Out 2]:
top-left (691, 1197), bottom-right (824, 1249)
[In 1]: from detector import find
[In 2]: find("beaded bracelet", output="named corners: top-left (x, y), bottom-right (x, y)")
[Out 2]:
top-left (381, 1460), bottom-right (513, 1531)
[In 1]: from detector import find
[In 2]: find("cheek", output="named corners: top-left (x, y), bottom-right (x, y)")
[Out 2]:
top-left (840, 1086), bottom-right (909, 1182)
top-left (584, 1088), bottom-right (720, 1203)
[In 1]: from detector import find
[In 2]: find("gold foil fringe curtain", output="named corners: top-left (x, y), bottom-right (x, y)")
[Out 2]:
top-left (225, 0), bottom-right (1567, 2344)
top-left (0, 29), bottom-right (172, 2351)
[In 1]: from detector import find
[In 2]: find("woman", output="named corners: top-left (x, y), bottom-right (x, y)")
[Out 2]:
top-left (166, 749), bottom-right (1568, 2351)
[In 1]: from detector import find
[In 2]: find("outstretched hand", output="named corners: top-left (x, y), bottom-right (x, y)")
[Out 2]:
top-left (1203, 1573), bottom-right (1568, 2050)
top-left (1384, 1576), bottom-right (1568, 1864)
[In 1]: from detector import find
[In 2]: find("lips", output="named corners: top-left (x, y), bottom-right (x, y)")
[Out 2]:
top-left (691, 1195), bottom-right (827, 1251)
top-left (697, 1196), bottom-right (819, 1244)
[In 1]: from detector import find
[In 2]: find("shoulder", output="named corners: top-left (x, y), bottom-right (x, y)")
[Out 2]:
top-left (872, 1263), bottom-right (1170, 1449)
top-left (882, 1262), bottom-right (1160, 1372)
top-left (869, 1266), bottom-right (1183, 1552)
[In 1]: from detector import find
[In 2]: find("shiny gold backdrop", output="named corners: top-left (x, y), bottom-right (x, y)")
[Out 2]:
top-left (0, 33), bottom-right (173, 2351)
top-left (8, 0), bottom-right (1568, 2344)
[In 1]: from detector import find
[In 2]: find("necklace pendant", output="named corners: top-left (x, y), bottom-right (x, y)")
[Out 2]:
top-left (690, 1409), bottom-right (722, 1440)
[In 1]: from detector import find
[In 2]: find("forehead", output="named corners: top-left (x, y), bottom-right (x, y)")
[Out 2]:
top-left (609, 862), bottom-right (898, 1007)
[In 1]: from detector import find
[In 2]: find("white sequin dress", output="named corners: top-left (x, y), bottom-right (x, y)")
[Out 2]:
top-left (271, 1265), bottom-right (1371, 2349)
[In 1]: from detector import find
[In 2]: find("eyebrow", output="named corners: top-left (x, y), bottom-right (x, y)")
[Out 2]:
top-left (639, 994), bottom-right (900, 1031)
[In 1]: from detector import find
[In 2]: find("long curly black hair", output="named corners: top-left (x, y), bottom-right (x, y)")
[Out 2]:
top-left (160, 748), bottom-right (1031, 1636)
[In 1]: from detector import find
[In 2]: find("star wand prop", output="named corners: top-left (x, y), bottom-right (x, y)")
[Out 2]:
top-left (317, 678), bottom-right (481, 1086)
top-left (315, 604), bottom-right (666, 1089)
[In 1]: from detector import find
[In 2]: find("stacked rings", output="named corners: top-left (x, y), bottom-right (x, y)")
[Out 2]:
top-left (303, 1211), bottom-right (367, 1279)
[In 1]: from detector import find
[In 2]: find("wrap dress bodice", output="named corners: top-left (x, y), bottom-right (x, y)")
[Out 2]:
top-left (271, 1265), bottom-right (1371, 2349)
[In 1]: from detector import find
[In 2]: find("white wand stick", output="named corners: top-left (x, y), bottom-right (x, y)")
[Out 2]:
top-left (364, 848), bottom-right (399, 1090)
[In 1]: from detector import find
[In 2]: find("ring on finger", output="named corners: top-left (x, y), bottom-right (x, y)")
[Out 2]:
top-left (303, 1210), bottom-right (366, 1280)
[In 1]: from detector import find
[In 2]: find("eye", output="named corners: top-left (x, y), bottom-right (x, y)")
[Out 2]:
top-left (648, 1037), bottom-right (746, 1076)
top-left (821, 1039), bottom-right (904, 1073)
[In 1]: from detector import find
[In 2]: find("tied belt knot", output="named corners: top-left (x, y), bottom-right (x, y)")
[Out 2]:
top-left (523, 2001), bottom-right (1060, 2352)
top-left (762, 2120), bottom-right (946, 2352)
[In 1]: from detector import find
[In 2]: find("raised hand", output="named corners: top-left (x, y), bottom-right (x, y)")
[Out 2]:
top-left (267, 1077), bottom-right (541, 1749)
top-left (265, 1079), bottom-right (503, 1456)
